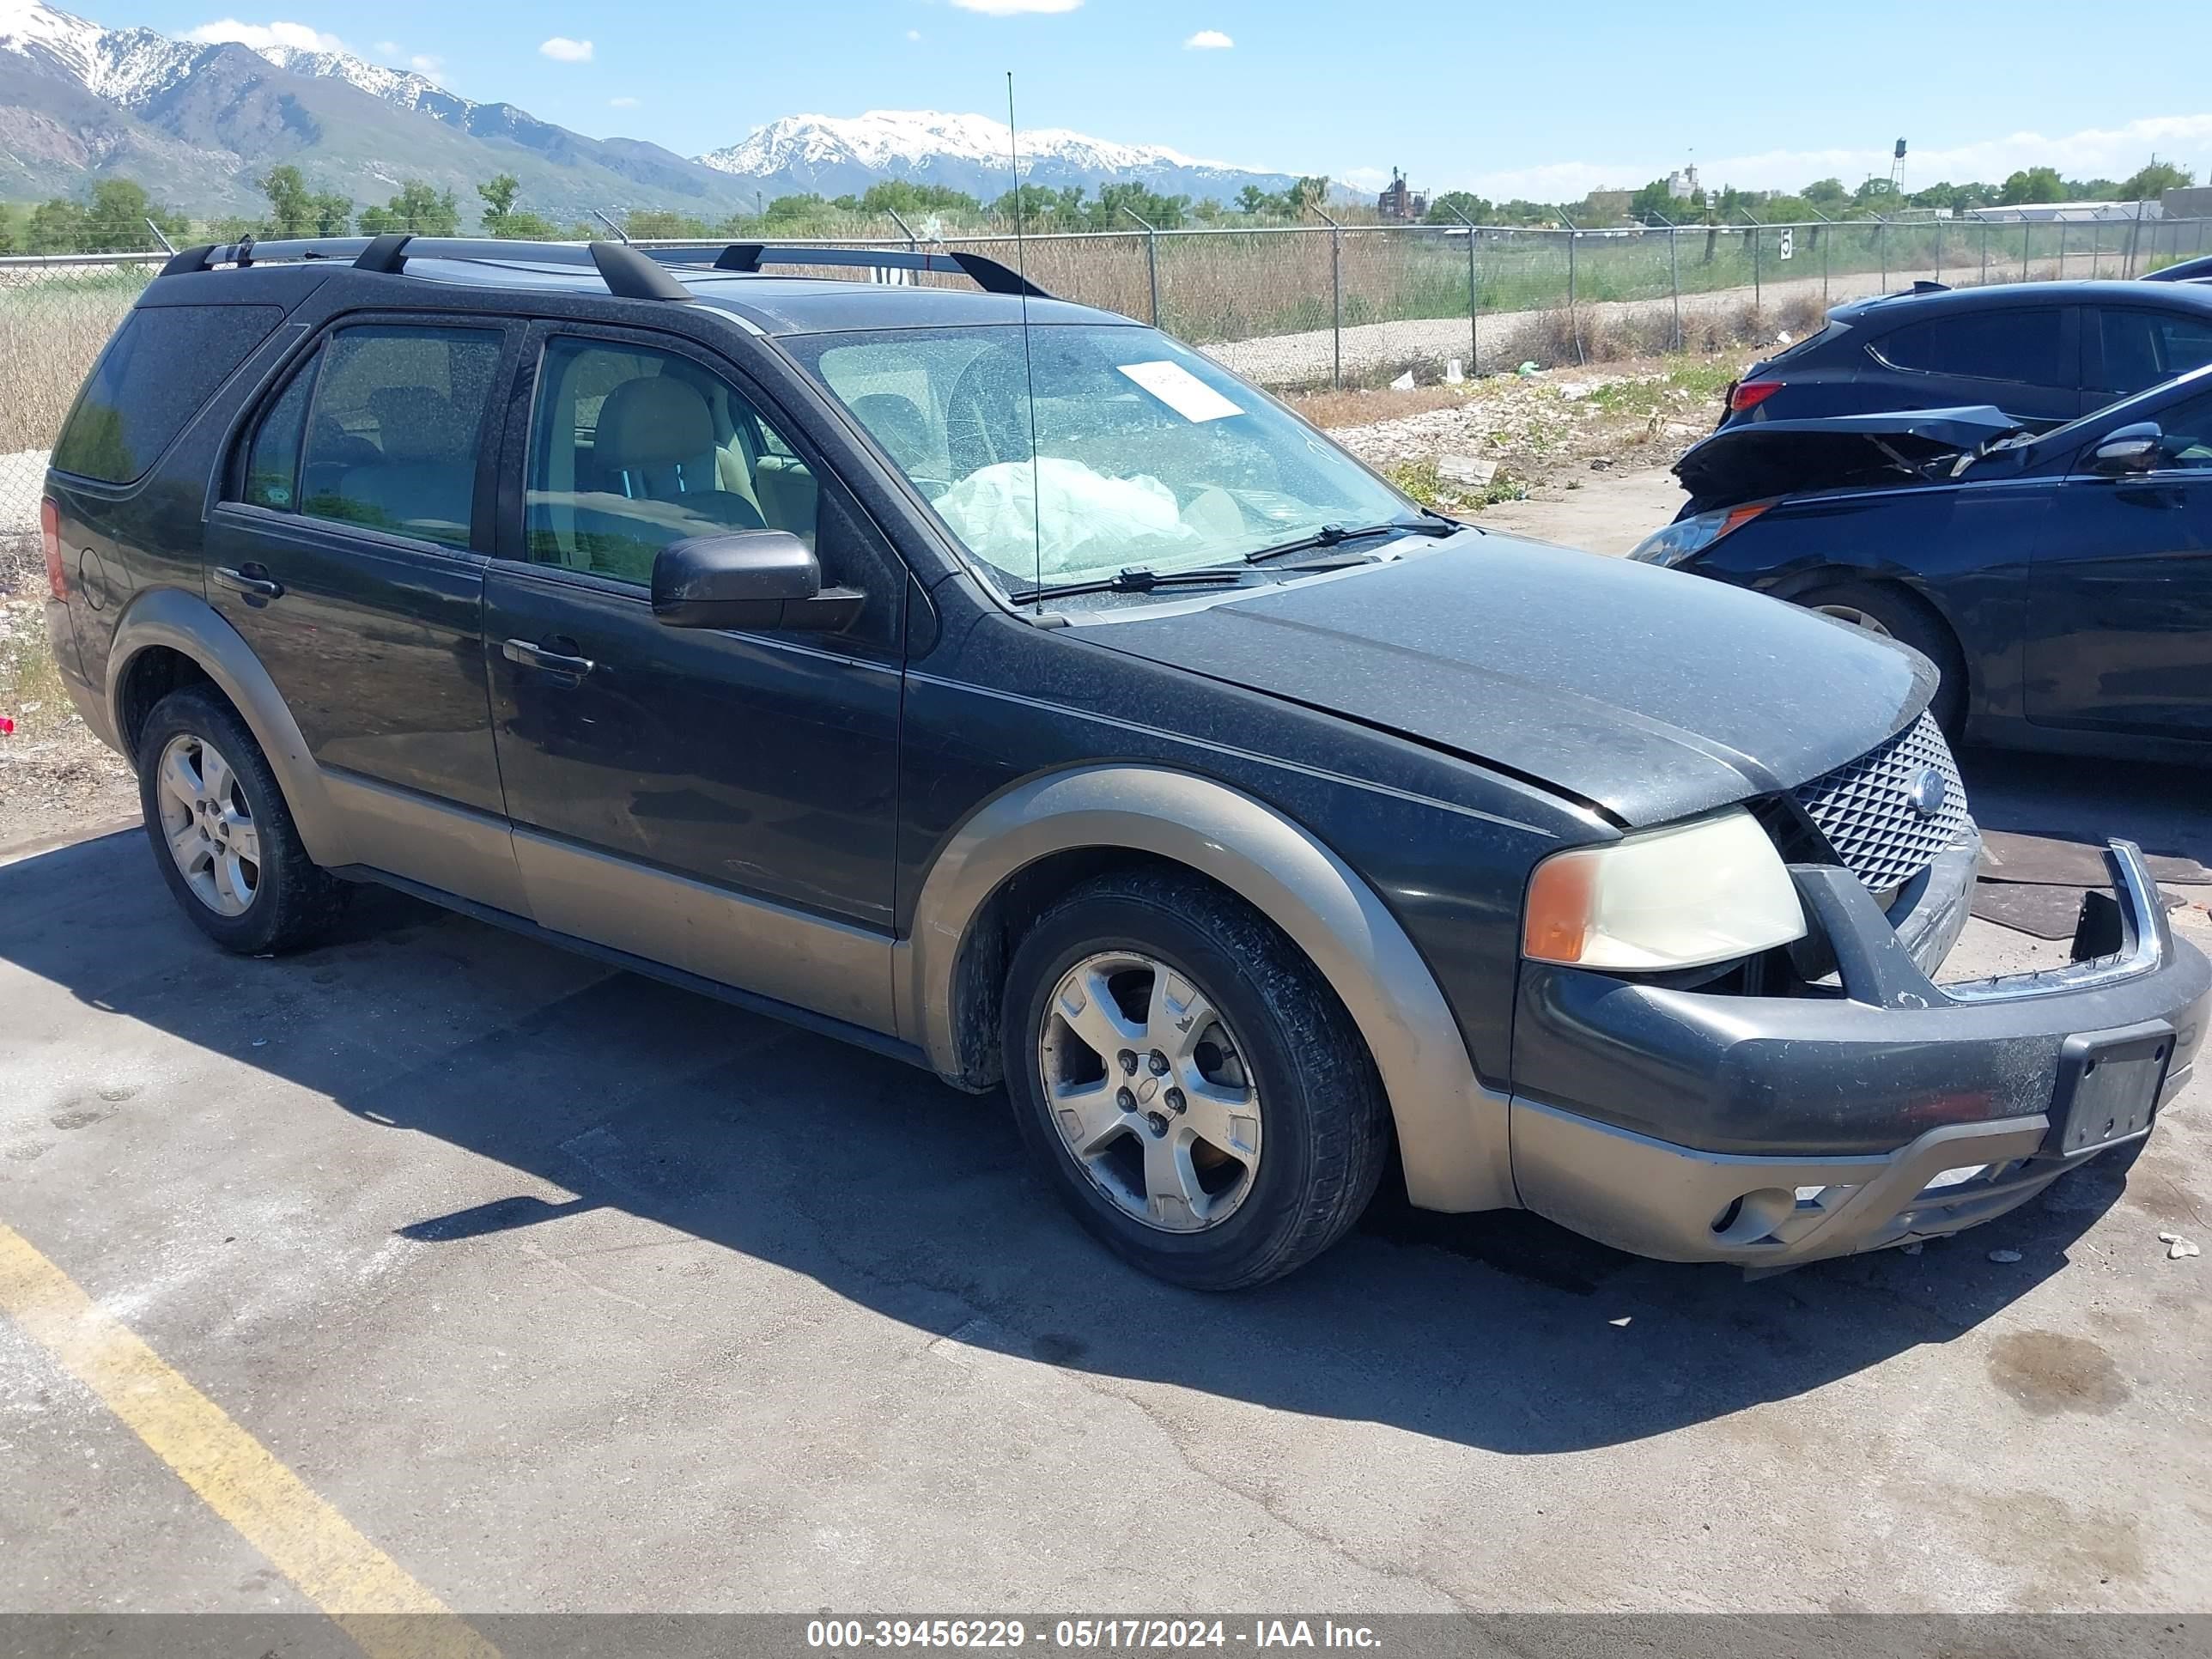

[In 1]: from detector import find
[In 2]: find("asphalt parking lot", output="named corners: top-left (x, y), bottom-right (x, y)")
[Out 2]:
top-left (1, 738), bottom-right (2207, 1623)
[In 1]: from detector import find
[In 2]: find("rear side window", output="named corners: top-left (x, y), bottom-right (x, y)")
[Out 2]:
top-left (240, 325), bottom-right (502, 549)
top-left (1875, 309), bottom-right (2065, 385)
top-left (2095, 310), bottom-right (2212, 396)
top-left (52, 304), bottom-right (283, 483)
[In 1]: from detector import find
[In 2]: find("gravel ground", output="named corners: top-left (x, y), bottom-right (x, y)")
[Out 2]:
top-left (1316, 356), bottom-right (1735, 513)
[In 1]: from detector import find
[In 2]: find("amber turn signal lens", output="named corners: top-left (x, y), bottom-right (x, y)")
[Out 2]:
top-left (1522, 850), bottom-right (1598, 964)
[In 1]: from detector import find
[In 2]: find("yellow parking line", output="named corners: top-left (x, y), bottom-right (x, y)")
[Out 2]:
top-left (0, 1219), bottom-right (499, 1659)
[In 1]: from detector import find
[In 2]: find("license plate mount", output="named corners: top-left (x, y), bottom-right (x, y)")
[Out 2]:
top-left (2043, 1023), bottom-right (2173, 1159)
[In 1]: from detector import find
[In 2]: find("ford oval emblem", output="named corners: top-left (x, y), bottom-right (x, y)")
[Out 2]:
top-left (1907, 765), bottom-right (1947, 819)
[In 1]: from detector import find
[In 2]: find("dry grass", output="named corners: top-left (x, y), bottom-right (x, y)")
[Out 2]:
top-left (1, 592), bottom-right (72, 742)
top-left (1285, 383), bottom-right (1468, 428)
top-left (0, 267), bottom-right (149, 453)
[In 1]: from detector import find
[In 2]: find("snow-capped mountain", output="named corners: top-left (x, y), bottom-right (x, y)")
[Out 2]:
top-left (701, 110), bottom-right (1298, 204)
top-left (0, 0), bottom-right (199, 103)
top-left (0, 0), bottom-right (757, 219)
top-left (0, 1), bottom-right (1304, 221)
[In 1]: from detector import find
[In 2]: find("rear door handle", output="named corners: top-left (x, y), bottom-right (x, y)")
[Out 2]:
top-left (502, 637), bottom-right (596, 678)
top-left (214, 565), bottom-right (283, 600)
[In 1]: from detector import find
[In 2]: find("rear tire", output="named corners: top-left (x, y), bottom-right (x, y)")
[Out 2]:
top-left (1800, 580), bottom-right (1966, 740)
top-left (1002, 868), bottom-right (1389, 1291)
top-left (136, 688), bottom-right (349, 955)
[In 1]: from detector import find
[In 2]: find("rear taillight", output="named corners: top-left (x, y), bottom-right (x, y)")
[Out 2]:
top-left (1729, 379), bottom-right (1783, 413)
top-left (40, 497), bottom-right (64, 602)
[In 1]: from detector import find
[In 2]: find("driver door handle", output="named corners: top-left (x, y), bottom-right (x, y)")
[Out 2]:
top-left (214, 565), bottom-right (283, 600)
top-left (502, 637), bottom-right (596, 678)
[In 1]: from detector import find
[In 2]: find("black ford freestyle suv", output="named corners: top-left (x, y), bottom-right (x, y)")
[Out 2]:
top-left (41, 234), bottom-right (2209, 1288)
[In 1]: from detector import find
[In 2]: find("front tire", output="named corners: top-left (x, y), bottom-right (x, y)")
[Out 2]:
top-left (1002, 868), bottom-right (1389, 1291)
top-left (136, 688), bottom-right (349, 955)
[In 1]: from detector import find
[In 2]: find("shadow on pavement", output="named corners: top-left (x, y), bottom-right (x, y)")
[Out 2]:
top-left (0, 794), bottom-right (2161, 1457)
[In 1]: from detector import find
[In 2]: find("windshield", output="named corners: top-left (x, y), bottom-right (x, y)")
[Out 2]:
top-left (783, 324), bottom-right (1418, 595)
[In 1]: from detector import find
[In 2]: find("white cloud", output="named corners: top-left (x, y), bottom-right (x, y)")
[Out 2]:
top-left (409, 54), bottom-right (442, 81)
top-left (1183, 28), bottom-right (1232, 48)
top-left (609, 94), bottom-right (640, 108)
top-left (186, 18), bottom-right (344, 52)
top-left (949, 0), bottom-right (1079, 14)
top-left (538, 35), bottom-right (594, 62)
top-left (373, 39), bottom-right (399, 56)
top-left (906, 27), bottom-right (922, 40)
top-left (1433, 112), bottom-right (2212, 204)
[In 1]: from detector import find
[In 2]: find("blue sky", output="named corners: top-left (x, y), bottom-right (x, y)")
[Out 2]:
top-left (107, 0), bottom-right (2212, 196)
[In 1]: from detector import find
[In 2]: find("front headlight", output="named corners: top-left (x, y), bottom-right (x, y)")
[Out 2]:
top-left (1522, 807), bottom-right (1807, 971)
top-left (1627, 501), bottom-right (1771, 567)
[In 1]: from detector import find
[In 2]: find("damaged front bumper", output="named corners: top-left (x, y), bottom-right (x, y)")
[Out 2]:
top-left (1506, 840), bottom-right (2209, 1267)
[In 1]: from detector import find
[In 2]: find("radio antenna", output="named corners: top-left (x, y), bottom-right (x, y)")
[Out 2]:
top-left (1008, 70), bottom-right (1045, 607)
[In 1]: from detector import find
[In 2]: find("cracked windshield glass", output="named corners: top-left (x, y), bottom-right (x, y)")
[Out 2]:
top-left (791, 325), bottom-right (1423, 595)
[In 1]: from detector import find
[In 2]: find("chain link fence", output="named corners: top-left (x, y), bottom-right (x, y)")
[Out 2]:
top-left (3, 216), bottom-right (2209, 568)
top-left (0, 252), bottom-right (160, 582)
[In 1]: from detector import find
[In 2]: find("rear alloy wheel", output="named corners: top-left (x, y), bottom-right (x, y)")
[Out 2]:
top-left (136, 688), bottom-right (349, 955)
top-left (1800, 580), bottom-right (1966, 740)
top-left (154, 732), bottom-right (261, 917)
top-left (1004, 869), bottom-right (1389, 1290)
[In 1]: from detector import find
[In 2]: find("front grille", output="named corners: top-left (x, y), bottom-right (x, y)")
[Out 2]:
top-left (1791, 711), bottom-right (1972, 894)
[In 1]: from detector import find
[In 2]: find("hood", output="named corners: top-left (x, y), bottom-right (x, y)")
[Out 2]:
top-left (1677, 406), bottom-right (2024, 507)
top-left (1081, 535), bottom-right (1933, 826)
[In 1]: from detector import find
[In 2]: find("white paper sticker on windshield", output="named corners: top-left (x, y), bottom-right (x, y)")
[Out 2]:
top-left (1117, 360), bottom-right (1244, 423)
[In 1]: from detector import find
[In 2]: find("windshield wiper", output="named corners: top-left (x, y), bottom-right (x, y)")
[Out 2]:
top-left (1012, 564), bottom-right (1255, 603)
top-left (1243, 516), bottom-right (1458, 565)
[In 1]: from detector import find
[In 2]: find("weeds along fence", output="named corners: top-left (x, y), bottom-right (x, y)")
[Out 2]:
top-left (2, 215), bottom-right (2209, 560)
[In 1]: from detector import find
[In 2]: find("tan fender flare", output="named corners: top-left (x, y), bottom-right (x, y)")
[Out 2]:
top-left (105, 586), bottom-right (354, 869)
top-left (896, 764), bottom-right (1515, 1213)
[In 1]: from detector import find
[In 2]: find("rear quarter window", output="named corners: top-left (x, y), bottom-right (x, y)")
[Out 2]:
top-left (51, 303), bottom-right (283, 484)
top-left (1874, 308), bottom-right (2065, 385)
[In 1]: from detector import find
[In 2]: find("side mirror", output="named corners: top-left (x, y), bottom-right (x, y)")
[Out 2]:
top-left (651, 530), bottom-right (862, 632)
top-left (2087, 422), bottom-right (2163, 477)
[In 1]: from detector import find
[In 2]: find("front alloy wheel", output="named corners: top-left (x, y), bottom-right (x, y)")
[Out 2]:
top-left (154, 732), bottom-right (262, 916)
top-left (1004, 869), bottom-right (1389, 1290)
top-left (1039, 950), bottom-right (1262, 1232)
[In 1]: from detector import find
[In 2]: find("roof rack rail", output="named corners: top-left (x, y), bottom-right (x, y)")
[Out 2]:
top-left (155, 234), bottom-right (1054, 303)
top-left (649, 243), bottom-right (1051, 298)
top-left (156, 235), bottom-right (691, 302)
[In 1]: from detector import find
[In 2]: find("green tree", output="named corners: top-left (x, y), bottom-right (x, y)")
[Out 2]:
top-left (260, 165), bottom-right (314, 237)
top-left (310, 191), bottom-right (354, 235)
top-left (1627, 179), bottom-right (1680, 224)
top-left (1802, 177), bottom-right (1849, 210)
top-left (857, 179), bottom-right (981, 218)
top-left (1998, 167), bottom-right (2064, 206)
top-left (1093, 181), bottom-right (1188, 228)
top-left (28, 198), bottom-right (88, 252)
top-left (477, 173), bottom-right (520, 234)
top-left (77, 178), bottom-right (187, 250)
top-left (1423, 189), bottom-right (1492, 225)
top-left (2120, 161), bottom-right (2194, 201)
top-left (358, 181), bottom-right (461, 235)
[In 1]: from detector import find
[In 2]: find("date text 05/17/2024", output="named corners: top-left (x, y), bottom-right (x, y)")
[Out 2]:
top-left (805, 1620), bottom-right (1384, 1650)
